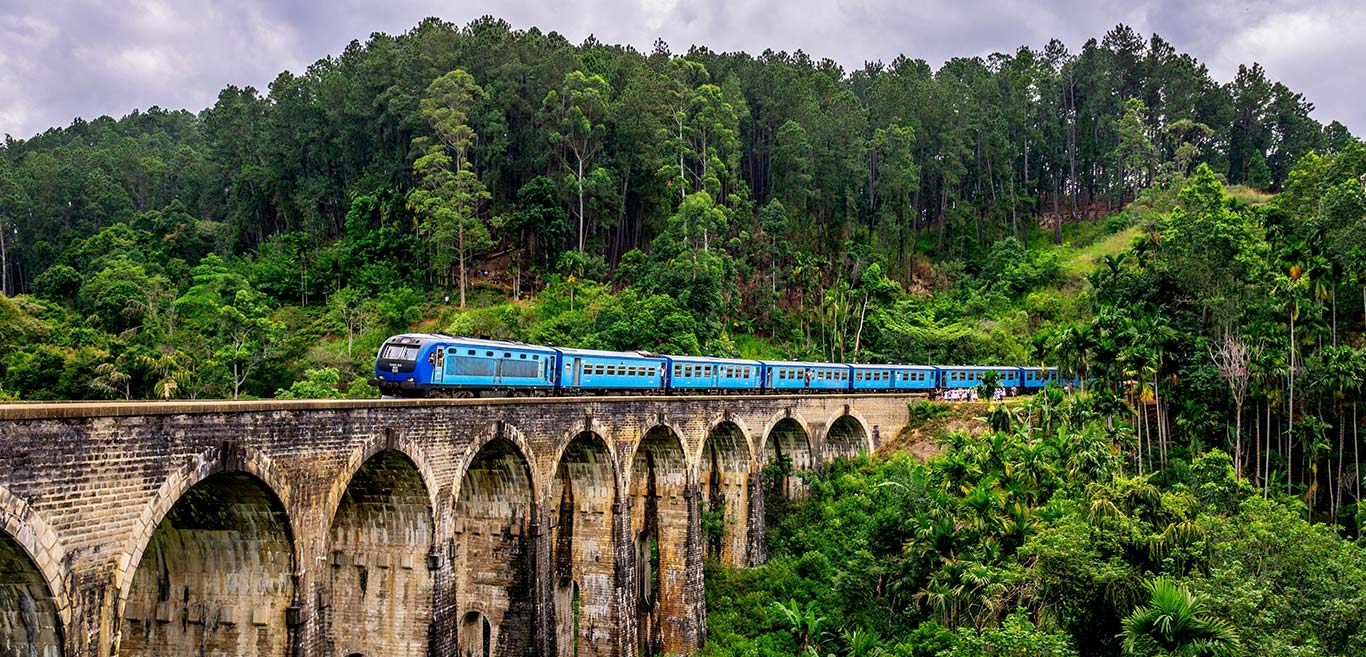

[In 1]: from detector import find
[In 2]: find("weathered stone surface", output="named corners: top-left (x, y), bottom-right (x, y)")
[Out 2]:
top-left (0, 394), bottom-right (912, 657)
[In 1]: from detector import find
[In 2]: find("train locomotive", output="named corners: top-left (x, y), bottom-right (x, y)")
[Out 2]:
top-left (372, 333), bottom-right (1072, 398)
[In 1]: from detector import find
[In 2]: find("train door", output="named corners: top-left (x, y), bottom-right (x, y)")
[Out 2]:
top-left (433, 346), bottom-right (447, 384)
top-left (573, 358), bottom-right (583, 388)
top-left (493, 353), bottom-right (504, 386)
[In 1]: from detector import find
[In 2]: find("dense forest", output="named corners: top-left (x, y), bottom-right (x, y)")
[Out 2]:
top-left (1, 16), bottom-right (1366, 654)
top-left (705, 397), bottom-right (1366, 656)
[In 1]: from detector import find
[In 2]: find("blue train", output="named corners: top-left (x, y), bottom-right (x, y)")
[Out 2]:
top-left (372, 334), bottom-right (1073, 398)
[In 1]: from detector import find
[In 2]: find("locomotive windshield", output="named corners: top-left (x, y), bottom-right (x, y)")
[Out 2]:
top-left (381, 344), bottom-right (420, 361)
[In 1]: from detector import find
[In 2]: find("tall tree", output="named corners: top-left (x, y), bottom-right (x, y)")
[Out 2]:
top-left (409, 68), bottom-right (493, 307)
top-left (543, 70), bottom-right (612, 253)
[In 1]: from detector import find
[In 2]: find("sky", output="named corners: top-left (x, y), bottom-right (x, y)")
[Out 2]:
top-left (1, 0), bottom-right (1363, 141)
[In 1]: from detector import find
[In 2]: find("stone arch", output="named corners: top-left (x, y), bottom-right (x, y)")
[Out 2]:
top-left (454, 436), bottom-right (537, 657)
top-left (119, 470), bottom-right (295, 657)
top-left (762, 414), bottom-right (814, 499)
top-left (0, 485), bottom-right (69, 638)
top-left (823, 411), bottom-right (872, 461)
top-left (451, 422), bottom-right (540, 505)
top-left (115, 443), bottom-right (296, 608)
top-left (321, 433), bottom-right (440, 538)
top-left (698, 419), bottom-right (753, 565)
top-left (627, 425), bottom-right (691, 657)
top-left (0, 486), bottom-right (65, 657)
top-left (550, 430), bottom-right (619, 657)
top-left (328, 450), bottom-right (435, 657)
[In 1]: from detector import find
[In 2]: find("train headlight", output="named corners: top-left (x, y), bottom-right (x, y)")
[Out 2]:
top-left (406, 377), bottom-right (414, 382)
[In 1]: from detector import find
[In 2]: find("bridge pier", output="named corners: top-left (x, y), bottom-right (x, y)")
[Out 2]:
top-left (0, 394), bottom-right (911, 657)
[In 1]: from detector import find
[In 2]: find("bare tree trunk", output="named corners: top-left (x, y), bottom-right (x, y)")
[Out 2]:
top-left (577, 155), bottom-right (586, 253)
top-left (1265, 402), bottom-right (1272, 498)
top-left (1255, 401), bottom-right (1262, 486)
top-left (1289, 312), bottom-right (1296, 496)
top-left (1331, 288), bottom-right (1337, 347)
top-left (1336, 409), bottom-right (1345, 520)
top-left (1355, 400), bottom-right (1361, 505)
top-left (458, 221), bottom-right (467, 309)
top-left (0, 215), bottom-right (8, 296)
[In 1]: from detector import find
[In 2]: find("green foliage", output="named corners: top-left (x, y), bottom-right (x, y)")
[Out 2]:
top-left (275, 367), bottom-right (345, 399)
top-left (945, 610), bottom-right (1078, 657)
top-left (1122, 578), bottom-right (1239, 657)
top-left (706, 391), bottom-right (1366, 657)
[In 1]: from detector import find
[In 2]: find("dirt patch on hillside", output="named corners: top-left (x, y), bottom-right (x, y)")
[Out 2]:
top-left (879, 401), bottom-right (994, 462)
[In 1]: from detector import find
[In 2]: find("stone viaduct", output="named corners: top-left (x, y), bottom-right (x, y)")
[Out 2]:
top-left (0, 393), bottom-right (915, 657)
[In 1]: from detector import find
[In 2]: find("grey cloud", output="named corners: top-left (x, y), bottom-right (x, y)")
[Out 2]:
top-left (0, 0), bottom-right (1360, 140)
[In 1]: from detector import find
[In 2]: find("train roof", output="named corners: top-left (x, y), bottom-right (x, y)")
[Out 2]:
top-left (552, 346), bottom-right (665, 360)
top-left (386, 334), bottom-right (557, 351)
top-left (662, 355), bottom-right (765, 365)
top-left (849, 363), bottom-right (937, 370)
top-left (757, 360), bottom-right (852, 368)
top-left (939, 364), bottom-right (1023, 370)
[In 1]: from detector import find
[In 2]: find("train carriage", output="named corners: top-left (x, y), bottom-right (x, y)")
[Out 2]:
top-left (1020, 367), bottom-right (1060, 392)
top-left (664, 355), bottom-right (763, 393)
top-left (890, 365), bottom-right (939, 392)
top-left (849, 365), bottom-right (898, 392)
top-left (937, 365), bottom-right (1022, 390)
top-left (761, 361), bottom-right (851, 392)
top-left (556, 347), bottom-right (667, 394)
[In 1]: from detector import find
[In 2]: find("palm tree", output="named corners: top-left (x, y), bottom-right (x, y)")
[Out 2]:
top-left (1122, 578), bottom-right (1239, 657)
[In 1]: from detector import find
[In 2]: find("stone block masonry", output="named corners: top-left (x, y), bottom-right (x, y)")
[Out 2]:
top-left (0, 393), bottom-right (914, 657)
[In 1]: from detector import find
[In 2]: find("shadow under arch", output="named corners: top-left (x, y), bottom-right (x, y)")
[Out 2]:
top-left (627, 424), bottom-right (691, 657)
top-left (762, 415), bottom-right (813, 499)
top-left (119, 469), bottom-right (296, 657)
top-left (551, 430), bottom-right (619, 657)
top-left (823, 411), bottom-right (872, 461)
top-left (454, 436), bottom-right (537, 657)
top-left (0, 485), bottom-right (66, 657)
top-left (328, 449), bottom-right (436, 657)
top-left (321, 434), bottom-right (441, 537)
top-left (114, 443), bottom-right (298, 608)
top-left (698, 419), bottom-right (753, 565)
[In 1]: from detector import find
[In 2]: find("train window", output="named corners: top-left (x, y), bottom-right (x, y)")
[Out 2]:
top-left (705, 366), bottom-right (713, 376)
top-left (673, 365), bottom-right (682, 376)
top-left (596, 365), bottom-right (605, 375)
top-left (685, 365), bottom-right (693, 377)
top-left (520, 354), bottom-right (526, 359)
top-left (467, 349), bottom-right (475, 355)
top-left (486, 351), bottom-right (494, 357)
top-left (533, 354), bottom-right (539, 360)
top-left (610, 366), bottom-right (619, 376)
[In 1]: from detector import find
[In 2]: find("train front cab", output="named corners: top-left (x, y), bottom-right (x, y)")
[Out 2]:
top-left (373, 333), bottom-right (441, 396)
